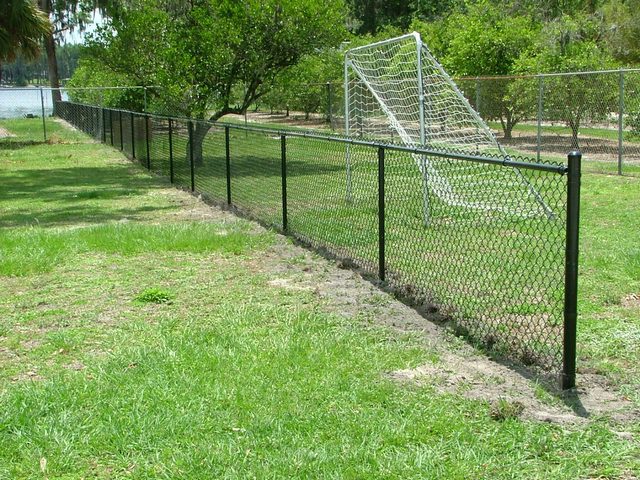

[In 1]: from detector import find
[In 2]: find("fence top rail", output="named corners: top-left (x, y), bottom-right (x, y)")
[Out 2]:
top-left (60, 100), bottom-right (568, 175)
top-left (454, 67), bottom-right (640, 81)
top-left (0, 85), bottom-right (156, 91)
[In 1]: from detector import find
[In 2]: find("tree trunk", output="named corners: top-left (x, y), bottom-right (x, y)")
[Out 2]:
top-left (569, 118), bottom-right (580, 150)
top-left (190, 122), bottom-right (210, 166)
top-left (40, 0), bottom-right (61, 104)
top-left (500, 110), bottom-right (518, 140)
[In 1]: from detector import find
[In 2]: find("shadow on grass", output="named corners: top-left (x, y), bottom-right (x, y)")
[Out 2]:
top-left (0, 165), bottom-right (173, 228)
top-left (0, 140), bottom-right (47, 150)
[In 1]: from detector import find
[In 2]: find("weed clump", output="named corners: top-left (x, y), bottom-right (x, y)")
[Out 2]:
top-left (135, 287), bottom-right (173, 304)
top-left (490, 399), bottom-right (525, 421)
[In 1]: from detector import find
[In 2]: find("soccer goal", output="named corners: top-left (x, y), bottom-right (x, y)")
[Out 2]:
top-left (344, 32), bottom-right (553, 223)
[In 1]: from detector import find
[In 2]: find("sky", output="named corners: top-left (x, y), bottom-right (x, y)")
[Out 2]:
top-left (62, 10), bottom-right (104, 44)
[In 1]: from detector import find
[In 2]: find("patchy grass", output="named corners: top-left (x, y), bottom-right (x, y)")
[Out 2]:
top-left (0, 119), bottom-right (638, 478)
top-left (578, 173), bottom-right (640, 403)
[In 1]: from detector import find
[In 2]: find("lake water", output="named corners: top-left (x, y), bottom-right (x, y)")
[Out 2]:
top-left (0, 88), bottom-right (69, 119)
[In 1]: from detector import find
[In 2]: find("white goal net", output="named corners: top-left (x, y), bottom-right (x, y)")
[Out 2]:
top-left (344, 32), bottom-right (553, 221)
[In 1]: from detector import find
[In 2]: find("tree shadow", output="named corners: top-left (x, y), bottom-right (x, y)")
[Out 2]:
top-left (0, 165), bottom-right (174, 228)
top-left (0, 140), bottom-right (47, 150)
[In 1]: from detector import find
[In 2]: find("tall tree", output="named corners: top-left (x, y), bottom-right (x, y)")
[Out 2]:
top-left (0, 0), bottom-right (51, 84)
top-left (39, 0), bottom-right (110, 101)
top-left (84, 0), bottom-right (346, 162)
top-left (413, 1), bottom-right (539, 138)
top-left (602, 0), bottom-right (640, 65)
top-left (514, 14), bottom-right (618, 148)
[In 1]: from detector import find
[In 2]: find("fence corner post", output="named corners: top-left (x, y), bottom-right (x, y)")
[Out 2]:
top-left (188, 120), bottom-right (195, 192)
top-left (562, 150), bottom-right (582, 390)
top-left (618, 69), bottom-right (624, 175)
top-left (39, 86), bottom-right (47, 142)
top-left (281, 134), bottom-right (288, 231)
top-left (168, 118), bottom-right (174, 184)
top-left (225, 126), bottom-right (231, 205)
top-left (378, 146), bottom-right (386, 282)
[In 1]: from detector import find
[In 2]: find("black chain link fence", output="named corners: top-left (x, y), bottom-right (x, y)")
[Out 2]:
top-left (55, 100), bottom-right (581, 389)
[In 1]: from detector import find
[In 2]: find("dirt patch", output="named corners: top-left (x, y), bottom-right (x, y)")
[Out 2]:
top-left (21, 339), bottom-right (42, 350)
top-left (243, 230), bottom-right (639, 426)
top-left (0, 127), bottom-right (15, 138)
top-left (622, 293), bottom-right (640, 308)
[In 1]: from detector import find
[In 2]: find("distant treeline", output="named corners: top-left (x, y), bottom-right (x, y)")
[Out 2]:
top-left (1, 44), bottom-right (81, 86)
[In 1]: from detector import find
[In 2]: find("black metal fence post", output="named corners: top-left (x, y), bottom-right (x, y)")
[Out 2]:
top-left (119, 110), bottom-right (124, 151)
top-left (168, 118), bottom-right (174, 184)
top-left (39, 87), bottom-right (47, 142)
top-left (281, 134), bottom-right (288, 231)
top-left (188, 121), bottom-right (195, 192)
top-left (102, 108), bottom-right (106, 144)
top-left (562, 150), bottom-right (582, 390)
top-left (130, 112), bottom-right (136, 159)
top-left (109, 110), bottom-right (114, 146)
top-left (145, 114), bottom-right (151, 170)
top-left (378, 146), bottom-right (386, 281)
top-left (326, 82), bottom-right (333, 129)
top-left (225, 126), bottom-right (231, 205)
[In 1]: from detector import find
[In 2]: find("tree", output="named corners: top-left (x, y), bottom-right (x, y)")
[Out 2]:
top-left (514, 13), bottom-right (618, 148)
top-left (39, 0), bottom-right (113, 101)
top-left (83, 0), bottom-right (346, 163)
top-left (602, 0), bottom-right (640, 65)
top-left (0, 0), bottom-right (51, 84)
top-left (413, 1), bottom-right (539, 138)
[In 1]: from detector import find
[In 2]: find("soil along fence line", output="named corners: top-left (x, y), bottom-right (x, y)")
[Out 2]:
top-left (55, 100), bottom-right (581, 389)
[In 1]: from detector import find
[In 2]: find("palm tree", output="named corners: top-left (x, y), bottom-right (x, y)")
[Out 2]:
top-left (0, 0), bottom-right (51, 84)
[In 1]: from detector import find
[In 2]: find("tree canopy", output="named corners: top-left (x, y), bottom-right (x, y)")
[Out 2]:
top-left (0, 0), bottom-right (51, 66)
top-left (85, 0), bottom-right (346, 120)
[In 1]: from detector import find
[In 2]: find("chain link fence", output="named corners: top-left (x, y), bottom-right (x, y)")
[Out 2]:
top-left (0, 86), bottom-right (149, 141)
top-left (246, 69), bottom-right (640, 176)
top-left (54, 100), bottom-right (582, 389)
top-left (457, 69), bottom-right (640, 176)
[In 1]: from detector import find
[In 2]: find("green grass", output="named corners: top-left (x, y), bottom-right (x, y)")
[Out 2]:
top-left (486, 121), bottom-right (635, 143)
top-left (0, 118), bottom-right (638, 478)
top-left (577, 174), bottom-right (640, 401)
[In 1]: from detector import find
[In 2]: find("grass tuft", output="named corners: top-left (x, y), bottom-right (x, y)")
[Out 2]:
top-left (134, 287), bottom-right (173, 304)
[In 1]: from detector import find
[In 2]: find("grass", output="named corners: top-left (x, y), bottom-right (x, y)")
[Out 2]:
top-left (0, 118), bottom-right (638, 478)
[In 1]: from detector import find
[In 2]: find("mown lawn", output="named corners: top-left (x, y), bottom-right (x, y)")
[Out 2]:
top-left (0, 118), bottom-right (638, 478)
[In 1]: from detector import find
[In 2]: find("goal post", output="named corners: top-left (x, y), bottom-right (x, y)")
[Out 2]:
top-left (344, 32), bottom-right (554, 221)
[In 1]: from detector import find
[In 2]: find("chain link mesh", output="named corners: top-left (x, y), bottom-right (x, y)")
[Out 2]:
top-left (56, 100), bottom-right (573, 382)
top-left (231, 69), bottom-right (640, 177)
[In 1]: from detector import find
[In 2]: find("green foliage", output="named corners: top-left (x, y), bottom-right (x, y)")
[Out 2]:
top-left (82, 0), bottom-right (346, 121)
top-left (439, 1), bottom-right (539, 77)
top-left (602, 0), bottom-right (640, 65)
top-left (261, 49), bottom-right (343, 118)
top-left (66, 57), bottom-right (145, 110)
top-left (0, 0), bottom-right (51, 64)
top-left (514, 14), bottom-right (619, 148)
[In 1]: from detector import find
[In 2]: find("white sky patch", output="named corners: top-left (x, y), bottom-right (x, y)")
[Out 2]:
top-left (61, 10), bottom-right (104, 45)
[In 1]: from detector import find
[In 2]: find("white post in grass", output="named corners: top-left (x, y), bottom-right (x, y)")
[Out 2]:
top-left (344, 57), bottom-right (353, 203)
top-left (415, 33), bottom-right (430, 226)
